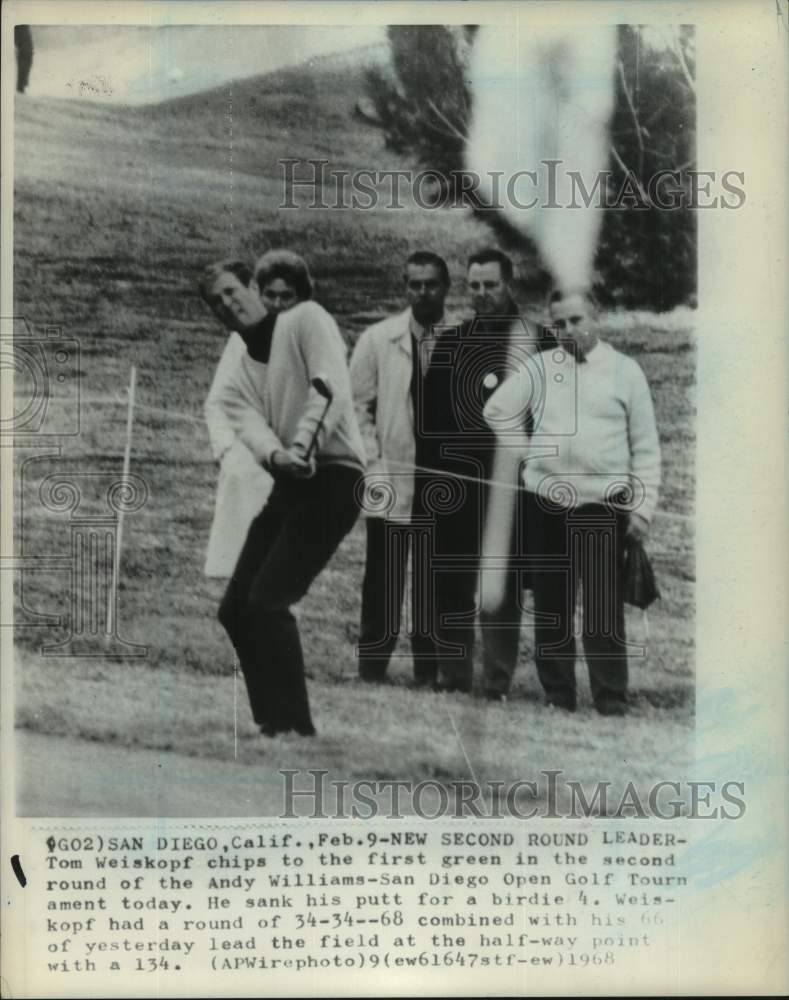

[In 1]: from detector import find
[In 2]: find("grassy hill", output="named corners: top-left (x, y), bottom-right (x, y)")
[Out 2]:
top-left (15, 60), bottom-right (485, 337)
top-left (12, 59), bottom-right (695, 814)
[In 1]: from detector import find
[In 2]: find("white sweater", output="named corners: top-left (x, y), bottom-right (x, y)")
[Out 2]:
top-left (211, 301), bottom-right (366, 472)
top-left (483, 340), bottom-right (661, 521)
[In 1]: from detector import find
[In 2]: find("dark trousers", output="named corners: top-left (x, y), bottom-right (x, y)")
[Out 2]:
top-left (431, 543), bottom-right (524, 694)
top-left (432, 567), bottom-right (476, 691)
top-left (219, 464), bottom-right (360, 732)
top-left (525, 492), bottom-right (628, 709)
top-left (358, 518), bottom-right (437, 684)
top-left (430, 482), bottom-right (524, 694)
top-left (480, 560), bottom-right (523, 696)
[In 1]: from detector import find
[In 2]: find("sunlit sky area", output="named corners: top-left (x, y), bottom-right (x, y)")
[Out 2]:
top-left (26, 25), bottom-right (387, 104)
top-left (22, 23), bottom-right (684, 106)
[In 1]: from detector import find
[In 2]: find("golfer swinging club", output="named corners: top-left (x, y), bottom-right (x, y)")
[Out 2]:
top-left (202, 250), bottom-right (366, 736)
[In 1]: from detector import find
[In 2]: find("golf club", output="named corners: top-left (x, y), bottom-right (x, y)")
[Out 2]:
top-left (305, 375), bottom-right (333, 460)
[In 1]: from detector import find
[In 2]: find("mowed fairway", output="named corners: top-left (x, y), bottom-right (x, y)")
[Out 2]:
top-left (12, 61), bottom-right (696, 816)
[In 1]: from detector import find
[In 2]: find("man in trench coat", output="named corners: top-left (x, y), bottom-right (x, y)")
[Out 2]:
top-left (350, 251), bottom-right (456, 686)
top-left (201, 259), bottom-right (273, 578)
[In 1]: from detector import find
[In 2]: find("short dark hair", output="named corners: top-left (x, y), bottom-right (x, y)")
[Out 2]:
top-left (467, 248), bottom-right (514, 283)
top-left (198, 258), bottom-right (253, 303)
top-left (403, 251), bottom-right (450, 286)
top-left (254, 249), bottom-right (313, 301)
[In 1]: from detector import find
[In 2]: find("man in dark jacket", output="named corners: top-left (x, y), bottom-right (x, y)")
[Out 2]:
top-left (418, 248), bottom-right (537, 697)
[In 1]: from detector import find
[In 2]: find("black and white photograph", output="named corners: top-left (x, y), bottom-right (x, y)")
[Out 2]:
top-left (2, 1), bottom-right (786, 996)
top-left (8, 12), bottom-right (699, 815)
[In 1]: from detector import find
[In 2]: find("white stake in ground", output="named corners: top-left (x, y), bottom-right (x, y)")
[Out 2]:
top-left (107, 365), bottom-right (137, 638)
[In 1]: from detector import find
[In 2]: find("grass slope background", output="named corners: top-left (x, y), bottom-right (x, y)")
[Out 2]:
top-left (12, 60), bottom-right (696, 814)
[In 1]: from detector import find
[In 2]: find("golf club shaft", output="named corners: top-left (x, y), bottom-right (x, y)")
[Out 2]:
top-left (305, 396), bottom-right (332, 461)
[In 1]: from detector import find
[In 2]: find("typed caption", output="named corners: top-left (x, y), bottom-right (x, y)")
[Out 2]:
top-left (29, 820), bottom-right (690, 991)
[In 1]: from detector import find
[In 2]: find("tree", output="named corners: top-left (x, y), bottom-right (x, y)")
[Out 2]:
top-left (364, 24), bottom-right (697, 310)
top-left (364, 26), bottom-right (475, 199)
top-left (15, 25), bottom-right (34, 94)
top-left (601, 25), bottom-right (697, 308)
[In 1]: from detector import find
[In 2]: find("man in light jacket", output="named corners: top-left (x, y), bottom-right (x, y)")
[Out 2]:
top-left (483, 289), bottom-right (661, 715)
top-left (350, 251), bottom-right (454, 686)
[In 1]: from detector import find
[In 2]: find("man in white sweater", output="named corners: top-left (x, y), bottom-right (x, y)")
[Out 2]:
top-left (202, 251), bottom-right (365, 736)
top-left (483, 290), bottom-right (661, 715)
